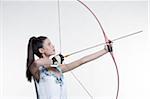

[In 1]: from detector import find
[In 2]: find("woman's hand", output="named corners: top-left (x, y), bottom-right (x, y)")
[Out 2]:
top-left (104, 40), bottom-right (113, 52)
top-left (52, 54), bottom-right (64, 65)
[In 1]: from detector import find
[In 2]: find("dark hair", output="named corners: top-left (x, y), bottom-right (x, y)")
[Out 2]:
top-left (26, 36), bottom-right (47, 82)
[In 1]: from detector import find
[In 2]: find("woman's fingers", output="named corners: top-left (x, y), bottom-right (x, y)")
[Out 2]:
top-left (52, 54), bottom-right (64, 65)
top-left (105, 40), bottom-right (113, 52)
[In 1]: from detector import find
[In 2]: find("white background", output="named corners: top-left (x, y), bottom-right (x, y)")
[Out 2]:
top-left (0, 0), bottom-right (149, 99)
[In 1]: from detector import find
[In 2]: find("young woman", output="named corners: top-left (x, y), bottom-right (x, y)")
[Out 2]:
top-left (26, 36), bottom-right (112, 99)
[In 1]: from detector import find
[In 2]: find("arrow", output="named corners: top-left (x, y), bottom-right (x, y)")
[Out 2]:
top-left (64, 30), bottom-right (143, 57)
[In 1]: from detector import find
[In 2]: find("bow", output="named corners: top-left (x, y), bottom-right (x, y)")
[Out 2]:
top-left (76, 0), bottom-right (119, 98)
top-left (57, 0), bottom-right (120, 98)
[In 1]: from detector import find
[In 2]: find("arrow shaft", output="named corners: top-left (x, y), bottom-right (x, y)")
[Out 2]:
top-left (65, 30), bottom-right (142, 57)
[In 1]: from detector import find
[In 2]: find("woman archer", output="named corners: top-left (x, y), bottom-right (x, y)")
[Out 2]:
top-left (26, 36), bottom-right (112, 99)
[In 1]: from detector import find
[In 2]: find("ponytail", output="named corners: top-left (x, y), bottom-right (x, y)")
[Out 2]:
top-left (26, 36), bottom-right (36, 82)
top-left (26, 36), bottom-right (47, 82)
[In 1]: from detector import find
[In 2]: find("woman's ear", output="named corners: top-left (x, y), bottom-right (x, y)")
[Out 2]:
top-left (39, 48), bottom-right (44, 54)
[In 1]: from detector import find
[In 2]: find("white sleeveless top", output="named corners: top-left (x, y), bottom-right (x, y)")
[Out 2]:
top-left (35, 65), bottom-right (67, 99)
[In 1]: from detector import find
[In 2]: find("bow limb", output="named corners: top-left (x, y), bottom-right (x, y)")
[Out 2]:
top-left (110, 52), bottom-right (119, 99)
top-left (77, 0), bottom-right (119, 99)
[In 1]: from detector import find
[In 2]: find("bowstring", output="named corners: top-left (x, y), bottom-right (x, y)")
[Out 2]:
top-left (57, 0), bottom-right (62, 53)
top-left (57, 0), bottom-right (93, 98)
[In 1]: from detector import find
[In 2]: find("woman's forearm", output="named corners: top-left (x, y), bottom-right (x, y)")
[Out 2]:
top-left (62, 49), bottom-right (108, 72)
top-left (81, 49), bottom-right (108, 65)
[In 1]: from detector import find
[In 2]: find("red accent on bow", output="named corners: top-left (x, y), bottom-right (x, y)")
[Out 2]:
top-left (77, 0), bottom-right (119, 99)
